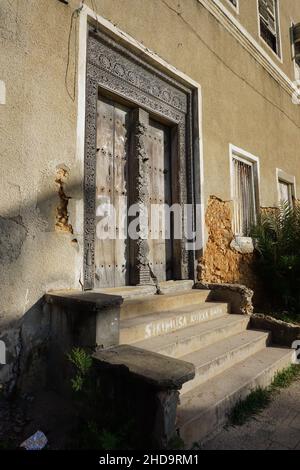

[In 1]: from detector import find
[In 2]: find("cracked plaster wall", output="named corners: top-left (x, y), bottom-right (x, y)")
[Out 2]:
top-left (1, 0), bottom-right (300, 391)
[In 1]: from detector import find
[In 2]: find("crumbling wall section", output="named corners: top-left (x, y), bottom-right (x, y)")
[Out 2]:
top-left (198, 196), bottom-right (258, 291)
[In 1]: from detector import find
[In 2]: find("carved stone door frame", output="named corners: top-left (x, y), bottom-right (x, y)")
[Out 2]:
top-left (83, 27), bottom-right (197, 290)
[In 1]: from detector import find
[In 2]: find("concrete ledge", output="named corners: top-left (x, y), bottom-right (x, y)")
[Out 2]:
top-left (93, 344), bottom-right (195, 390)
top-left (250, 314), bottom-right (300, 347)
top-left (45, 289), bottom-right (123, 310)
top-left (45, 291), bottom-right (124, 393)
top-left (92, 344), bottom-right (195, 448)
top-left (194, 282), bottom-right (254, 315)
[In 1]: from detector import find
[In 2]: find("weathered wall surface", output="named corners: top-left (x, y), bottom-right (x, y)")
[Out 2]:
top-left (0, 0), bottom-right (83, 391)
top-left (198, 196), bottom-right (257, 288)
top-left (0, 0), bottom-right (300, 390)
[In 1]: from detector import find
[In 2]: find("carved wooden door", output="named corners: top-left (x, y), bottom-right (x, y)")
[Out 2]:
top-left (146, 119), bottom-right (173, 282)
top-left (94, 97), bottom-right (173, 288)
top-left (94, 96), bottom-right (129, 288)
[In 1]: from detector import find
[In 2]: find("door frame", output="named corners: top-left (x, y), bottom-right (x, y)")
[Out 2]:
top-left (80, 16), bottom-right (203, 290)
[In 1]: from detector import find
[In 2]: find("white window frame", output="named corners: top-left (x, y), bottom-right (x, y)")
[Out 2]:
top-left (276, 168), bottom-right (296, 207)
top-left (230, 145), bottom-right (260, 237)
top-left (225, 0), bottom-right (239, 14)
top-left (257, 0), bottom-right (282, 61)
top-left (291, 21), bottom-right (300, 81)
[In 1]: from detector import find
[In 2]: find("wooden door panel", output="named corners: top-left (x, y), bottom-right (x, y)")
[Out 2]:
top-left (147, 119), bottom-right (173, 282)
top-left (95, 98), bottom-right (115, 287)
top-left (95, 97), bottom-right (129, 288)
top-left (114, 104), bottom-right (129, 286)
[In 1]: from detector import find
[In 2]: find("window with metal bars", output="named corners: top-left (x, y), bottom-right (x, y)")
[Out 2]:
top-left (279, 180), bottom-right (294, 209)
top-left (258, 0), bottom-right (280, 55)
top-left (232, 157), bottom-right (257, 236)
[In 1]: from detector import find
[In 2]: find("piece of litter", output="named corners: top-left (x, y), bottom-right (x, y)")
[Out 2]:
top-left (20, 430), bottom-right (48, 450)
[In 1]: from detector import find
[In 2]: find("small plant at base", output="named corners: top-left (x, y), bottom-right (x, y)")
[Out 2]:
top-left (251, 202), bottom-right (300, 312)
top-left (228, 387), bottom-right (272, 426)
top-left (271, 364), bottom-right (300, 390)
top-left (228, 365), bottom-right (300, 427)
top-left (167, 433), bottom-right (185, 450)
top-left (67, 347), bottom-right (93, 392)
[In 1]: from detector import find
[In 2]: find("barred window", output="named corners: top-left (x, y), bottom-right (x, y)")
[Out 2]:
top-left (279, 180), bottom-right (294, 208)
top-left (232, 157), bottom-right (258, 236)
top-left (258, 0), bottom-right (280, 55)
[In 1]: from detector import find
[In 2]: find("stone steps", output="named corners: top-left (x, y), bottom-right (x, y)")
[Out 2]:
top-left (99, 280), bottom-right (195, 301)
top-left (132, 314), bottom-right (250, 358)
top-left (117, 284), bottom-right (292, 447)
top-left (120, 301), bottom-right (229, 344)
top-left (180, 329), bottom-right (270, 394)
top-left (177, 346), bottom-right (293, 448)
top-left (120, 288), bottom-right (211, 320)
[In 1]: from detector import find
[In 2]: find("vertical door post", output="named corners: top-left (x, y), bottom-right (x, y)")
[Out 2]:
top-left (128, 108), bottom-right (151, 285)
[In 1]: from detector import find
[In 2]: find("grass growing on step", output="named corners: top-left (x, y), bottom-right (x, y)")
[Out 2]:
top-left (228, 387), bottom-right (272, 426)
top-left (228, 365), bottom-right (300, 427)
top-left (271, 364), bottom-right (300, 389)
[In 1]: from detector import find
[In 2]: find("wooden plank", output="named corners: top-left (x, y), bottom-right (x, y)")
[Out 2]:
top-left (95, 97), bottom-right (115, 288)
top-left (148, 120), bottom-right (173, 282)
top-left (95, 97), bottom-right (130, 287)
top-left (114, 103), bottom-right (129, 286)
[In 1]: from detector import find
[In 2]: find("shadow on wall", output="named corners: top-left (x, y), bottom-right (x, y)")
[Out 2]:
top-left (0, 173), bottom-right (87, 394)
top-left (0, 289), bottom-right (124, 398)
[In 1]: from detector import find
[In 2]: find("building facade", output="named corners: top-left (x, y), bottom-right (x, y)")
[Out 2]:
top-left (1, 0), bottom-right (300, 390)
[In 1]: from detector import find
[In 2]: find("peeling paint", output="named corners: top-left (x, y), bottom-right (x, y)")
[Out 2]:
top-left (55, 167), bottom-right (73, 234)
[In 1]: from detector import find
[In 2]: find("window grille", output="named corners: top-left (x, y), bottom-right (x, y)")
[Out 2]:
top-left (232, 158), bottom-right (257, 236)
top-left (279, 180), bottom-right (293, 208)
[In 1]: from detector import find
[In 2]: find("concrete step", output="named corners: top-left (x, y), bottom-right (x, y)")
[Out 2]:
top-left (181, 330), bottom-right (270, 394)
top-left (120, 289), bottom-right (211, 320)
top-left (177, 346), bottom-right (293, 448)
top-left (132, 315), bottom-right (250, 358)
top-left (98, 280), bottom-right (195, 301)
top-left (159, 280), bottom-right (195, 294)
top-left (120, 302), bottom-right (229, 344)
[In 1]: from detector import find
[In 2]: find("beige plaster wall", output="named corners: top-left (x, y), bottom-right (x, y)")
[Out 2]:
top-left (0, 0), bottom-right (300, 388)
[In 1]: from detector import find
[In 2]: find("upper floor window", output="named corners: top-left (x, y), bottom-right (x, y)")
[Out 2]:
top-left (291, 23), bottom-right (300, 80)
top-left (258, 0), bottom-right (281, 57)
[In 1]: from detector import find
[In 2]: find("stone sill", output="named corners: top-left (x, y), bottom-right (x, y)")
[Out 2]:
top-left (230, 236), bottom-right (255, 254)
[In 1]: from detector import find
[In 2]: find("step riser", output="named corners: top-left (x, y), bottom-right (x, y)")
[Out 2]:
top-left (179, 351), bottom-right (292, 448)
top-left (181, 333), bottom-right (270, 394)
top-left (151, 318), bottom-right (250, 358)
top-left (120, 290), bottom-right (211, 320)
top-left (120, 304), bottom-right (228, 344)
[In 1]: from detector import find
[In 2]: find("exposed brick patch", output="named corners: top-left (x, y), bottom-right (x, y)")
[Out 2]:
top-left (55, 168), bottom-right (73, 234)
top-left (198, 196), bottom-right (257, 290)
